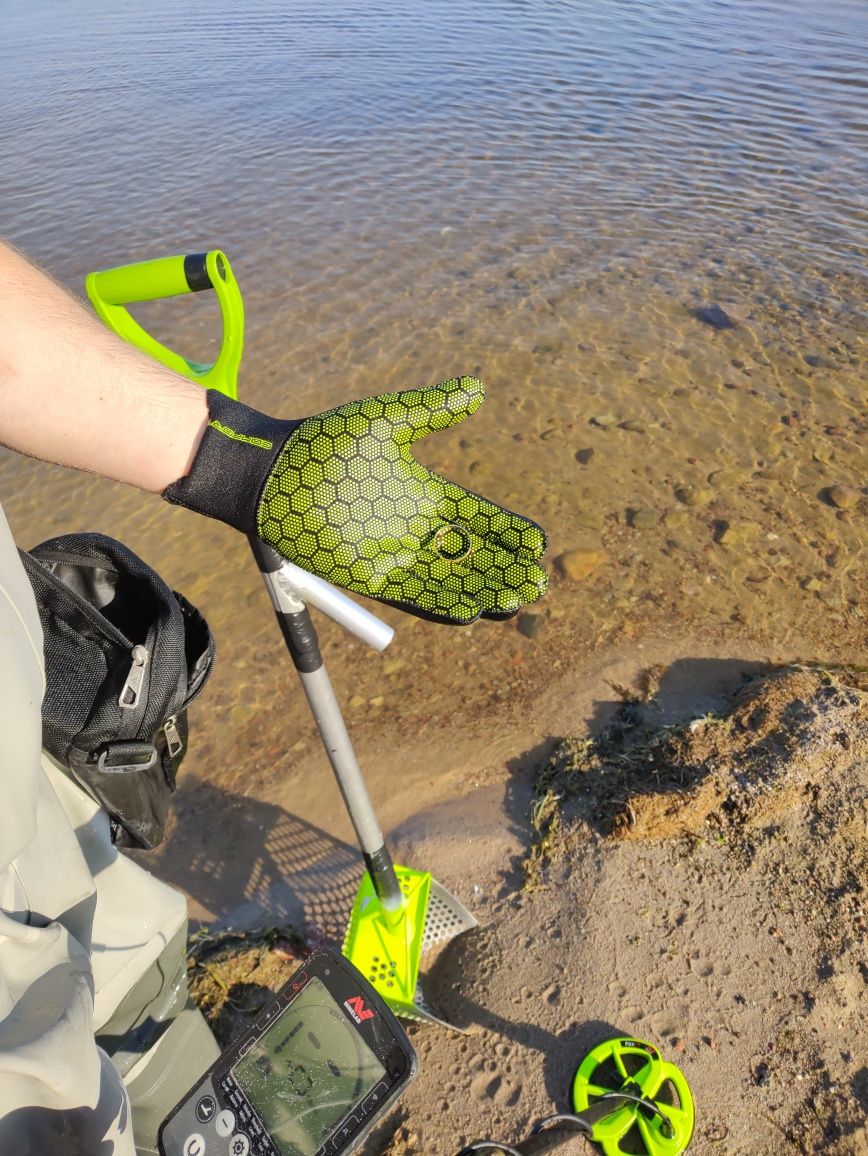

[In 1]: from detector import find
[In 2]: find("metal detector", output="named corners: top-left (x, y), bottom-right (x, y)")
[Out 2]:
top-left (86, 249), bottom-right (476, 1029)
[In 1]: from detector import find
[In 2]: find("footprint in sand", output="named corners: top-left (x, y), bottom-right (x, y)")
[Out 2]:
top-left (469, 1073), bottom-right (521, 1107)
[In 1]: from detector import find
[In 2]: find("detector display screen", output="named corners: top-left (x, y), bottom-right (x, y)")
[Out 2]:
top-left (232, 978), bottom-right (386, 1156)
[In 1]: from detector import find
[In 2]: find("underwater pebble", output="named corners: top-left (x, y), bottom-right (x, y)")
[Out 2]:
top-left (708, 468), bottom-right (744, 489)
top-left (368, 695), bottom-right (385, 707)
top-left (718, 521), bottom-right (762, 546)
top-left (382, 657), bottom-right (406, 675)
top-left (469, 460), bottom-right (493, 478)
top-left (693, 303), bottom-right (739, 330)
top-left (591, 414), bottom-right (618, 429)
top-left (826, 485), bottom-right (860, 510)
top-left (575, 448), bottom-right (596, 465)
top-left (620, 420), bottom-right (647, 433)
top-left (801, 577), bottom-right (823, 592)
top-left (663, 510), bottom-right (689, 530)
top-left (517, 613), bottom-right (545, 639)
top-left (556, 548), bottom-right (609, 581)
top-left (349, 695), bottom-right (366, 709)
top-left (630, 508), bottom-right (659, 530)
top-left (676, 486), bottom-right (714, 508)
top-left (229, 705), bottom-right (255, 728)
top-left (576, 508), bottom-right (606, 531)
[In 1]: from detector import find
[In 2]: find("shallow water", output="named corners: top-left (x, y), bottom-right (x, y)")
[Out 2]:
top-left (1, 1), bottom-right (865, 804)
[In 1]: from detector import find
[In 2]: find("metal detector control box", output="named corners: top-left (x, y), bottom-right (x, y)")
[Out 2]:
top-left (159, 947), bottom-right (417, 1156)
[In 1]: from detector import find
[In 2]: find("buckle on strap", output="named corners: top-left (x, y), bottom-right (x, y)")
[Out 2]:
top-left (96, 741), bottom-right (158, 774)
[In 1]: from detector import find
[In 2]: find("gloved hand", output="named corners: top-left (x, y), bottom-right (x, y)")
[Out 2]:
top-left (164, 376), bottom-right (547, 624)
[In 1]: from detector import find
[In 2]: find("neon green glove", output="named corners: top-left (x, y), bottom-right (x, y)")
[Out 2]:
top-left (164, 376), bottom-right (547, 624)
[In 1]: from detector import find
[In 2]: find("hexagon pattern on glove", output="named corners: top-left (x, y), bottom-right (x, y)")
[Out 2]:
top-left (257, 377), bottom-right (547, 623)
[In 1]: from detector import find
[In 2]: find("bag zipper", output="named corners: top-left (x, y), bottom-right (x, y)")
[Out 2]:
top-left (119, 644), bottom-right (150, 710)
top-left (163, 715), bottom-right (184, 758)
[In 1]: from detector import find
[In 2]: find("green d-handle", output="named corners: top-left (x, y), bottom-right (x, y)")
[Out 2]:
top-left (85, 249), bottom-right (243, 399)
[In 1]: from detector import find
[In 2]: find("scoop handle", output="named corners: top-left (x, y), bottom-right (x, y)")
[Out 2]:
top-left (85, 250), bottom-right (243, 398)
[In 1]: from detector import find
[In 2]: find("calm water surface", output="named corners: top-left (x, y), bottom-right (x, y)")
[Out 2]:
top-left (1, 1), bottom-right (865, 814)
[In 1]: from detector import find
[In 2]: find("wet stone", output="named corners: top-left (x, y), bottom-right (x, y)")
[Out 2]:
top-left (719, 521), bottom-right (762, 546)
top-left (826, 485), bottom-right (860, 510)
top-left (556, 548), bottom-right (609, 581)
top-left (575, 448), bottom-right (596, 465)
top-left (630, 508), bottom-right (659, 530)
top-left (576, 508), bottom-right (606, 531)
top-left (517, 612), bottom-right (545, 639)
top-left (620, 419), bottom-right (647, 433)
top-left (708, 468), bottom-right (744, 489)
top-left (676, 486), bottom-right (714, 508)
top-left (591, 414), bottom-right (618, 428)
top-left (693, 303), bottom-right (739, 330)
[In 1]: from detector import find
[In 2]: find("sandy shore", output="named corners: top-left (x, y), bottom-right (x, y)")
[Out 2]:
top-left (179, 653), bottom-right (867, 1156)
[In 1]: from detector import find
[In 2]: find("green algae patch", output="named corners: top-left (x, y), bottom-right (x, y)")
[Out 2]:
top-left (187, 925), bottom-right (308, 1047)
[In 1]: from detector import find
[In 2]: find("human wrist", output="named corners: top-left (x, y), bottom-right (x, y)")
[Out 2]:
top-left (163, 391), bottom-right (300, 531)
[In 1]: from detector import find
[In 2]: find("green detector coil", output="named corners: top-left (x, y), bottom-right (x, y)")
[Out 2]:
top-left (571, 1037), bottom-right (695, 1156)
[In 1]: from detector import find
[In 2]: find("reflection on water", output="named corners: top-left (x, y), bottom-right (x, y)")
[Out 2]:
top-left (1, 1), bottom-right (865, 795)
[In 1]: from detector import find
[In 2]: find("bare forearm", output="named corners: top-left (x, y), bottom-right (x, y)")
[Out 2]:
top-left (0, 240), bottom-right (207, 492)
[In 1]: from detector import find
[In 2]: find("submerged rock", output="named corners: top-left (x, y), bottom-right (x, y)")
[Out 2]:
top-left (693, 303), bottom-right (739, 330)
top-left (517, 612), bottom-right (545, 639)
top-left (826, 485), bottom-right (861, 510)
top-left (629, 508), bottom-right (659, 530)
top-left (556, 547), bottom-right (609, 581)
top-left (708, 467), bottom-right (745, 489)
top-left (676, 485), bottom-right (714, 508)
top-left (718, 520), bottom-right (762, 546)
top-left (575, 508), bottom-right (606, 531)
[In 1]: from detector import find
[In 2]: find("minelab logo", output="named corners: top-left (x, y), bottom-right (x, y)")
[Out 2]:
top-left (344, 996), bottom-right (374, 1023)
top-left (209, 418), bottom-right (273, 450)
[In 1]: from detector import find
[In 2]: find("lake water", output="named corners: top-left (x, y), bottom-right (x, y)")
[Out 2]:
top-left (1, 0), bottom-right (865, 823)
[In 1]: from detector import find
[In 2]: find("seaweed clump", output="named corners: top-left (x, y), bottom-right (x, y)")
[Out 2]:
top-left (187, 924), bottom-right (308, 1046)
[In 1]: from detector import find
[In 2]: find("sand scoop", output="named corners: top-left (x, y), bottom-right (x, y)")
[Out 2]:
top-left (251, 537), bottom-right (477, 1029)
top-left (84, 249), bottom-right (477, 1028)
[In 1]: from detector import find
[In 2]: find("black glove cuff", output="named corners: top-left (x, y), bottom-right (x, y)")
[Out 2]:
top-left (163, 391), bottom-right (301, 532)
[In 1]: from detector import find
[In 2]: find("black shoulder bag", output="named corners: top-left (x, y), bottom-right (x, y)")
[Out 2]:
top-left (21, 533), bottom-right (215, 850)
